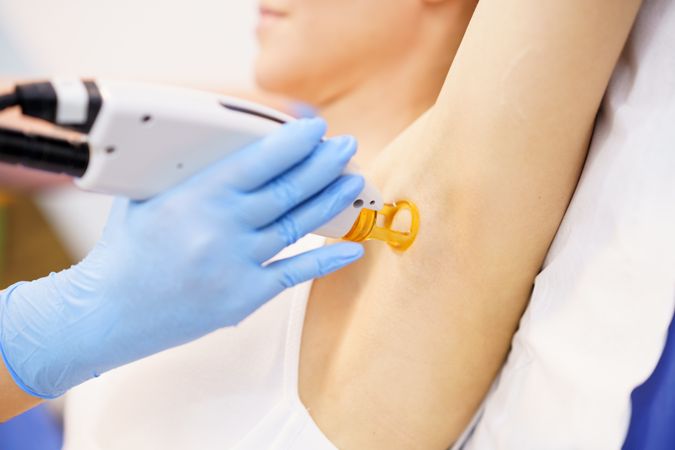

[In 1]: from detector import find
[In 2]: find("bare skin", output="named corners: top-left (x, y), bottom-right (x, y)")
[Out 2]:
top-left (300, 1), bottom-right (643, 449)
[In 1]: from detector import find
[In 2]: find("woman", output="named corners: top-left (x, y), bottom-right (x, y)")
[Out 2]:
top-left (64, 0), bottom-right (642, 449)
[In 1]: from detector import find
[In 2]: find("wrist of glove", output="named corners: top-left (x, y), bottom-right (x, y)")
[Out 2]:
top-left (0, 118), bottom-right (365, 398)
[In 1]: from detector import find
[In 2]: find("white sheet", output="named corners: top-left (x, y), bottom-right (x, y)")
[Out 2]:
top-left (464, 1), bottom-right (675, 448)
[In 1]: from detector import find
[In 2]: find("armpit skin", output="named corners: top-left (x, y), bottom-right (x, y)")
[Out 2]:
top-left (300, 1), bottom-right (643, 449)
top-left (301, 112), bottom-right (576, 449)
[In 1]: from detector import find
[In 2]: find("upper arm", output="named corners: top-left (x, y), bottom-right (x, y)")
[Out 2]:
top-left (396, 0), bottom-right (644, 312)
top-left (423, 0), bottom-right (641, 264)
top-left (301, 1), bottom-right (642, 448)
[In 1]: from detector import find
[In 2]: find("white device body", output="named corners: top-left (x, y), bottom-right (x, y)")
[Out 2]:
top-left (70, 80), bottom-right (382, 239)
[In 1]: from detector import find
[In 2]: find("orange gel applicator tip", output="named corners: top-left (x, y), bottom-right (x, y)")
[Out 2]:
top-left (341, 200), bottom-right (419, 252)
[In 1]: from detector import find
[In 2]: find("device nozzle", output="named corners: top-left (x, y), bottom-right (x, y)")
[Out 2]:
top-left (342, 200), bottom-right (419, 251)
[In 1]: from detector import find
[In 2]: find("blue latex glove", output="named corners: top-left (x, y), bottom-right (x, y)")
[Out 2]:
top-left (0, 118), bottom-right (365, 399)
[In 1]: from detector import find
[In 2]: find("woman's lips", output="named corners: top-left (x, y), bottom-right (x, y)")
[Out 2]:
top-left (259, 6), bottom-right (288, 19)
top-left (257, 6), bottom-right (288, 36)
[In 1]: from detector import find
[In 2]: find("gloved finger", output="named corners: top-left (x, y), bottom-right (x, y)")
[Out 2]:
top-left (251, 175), bottom-right (364, 262)
top-left (240, 136), bottom-right (357, 228)
top-left (289, 101), bottom-right (317, 119)
top-left (263, 242), bottom-right (364, 295)
top-left (201, 118), bottom-right (328, 192)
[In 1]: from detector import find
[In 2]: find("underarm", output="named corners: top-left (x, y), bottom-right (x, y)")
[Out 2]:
top-left (300, 1), bottom-right (642, 449)
top-left (300, 113), bottom-right (572, 449)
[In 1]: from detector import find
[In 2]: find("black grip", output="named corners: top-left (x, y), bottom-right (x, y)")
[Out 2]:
top-left (15, 82), bottom-right (58, 124)
top-left (0, 125), bottom-right (89, 177)
top-left (14, 80), bottom-right (103, 133)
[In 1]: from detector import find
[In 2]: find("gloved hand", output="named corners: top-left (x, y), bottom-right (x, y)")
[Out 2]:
top-left (0, 118), bottom-right (365, 399)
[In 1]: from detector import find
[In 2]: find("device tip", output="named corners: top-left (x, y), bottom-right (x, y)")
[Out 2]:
top-left (342, 200), bottom-right (419, 251)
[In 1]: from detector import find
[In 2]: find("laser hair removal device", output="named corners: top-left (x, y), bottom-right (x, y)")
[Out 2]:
top-left (0, 80), bottom-right (418, 250)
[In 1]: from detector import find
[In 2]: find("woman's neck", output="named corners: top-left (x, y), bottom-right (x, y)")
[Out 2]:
top-left (318, 88), bottom-right (428, 168)
top-left (315, 9), bottom-right (469, 168)
top-left (317, 51), bottom-right (451, 168)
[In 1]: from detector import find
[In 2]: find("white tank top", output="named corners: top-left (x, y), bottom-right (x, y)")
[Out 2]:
top-left (463, 0), bottom-right (675, 448)
top-left (63, 234), bottom-right (337, 450)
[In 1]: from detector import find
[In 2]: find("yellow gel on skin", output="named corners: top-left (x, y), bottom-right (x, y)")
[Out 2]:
top-left (342, 200), bottom-right (419, 251)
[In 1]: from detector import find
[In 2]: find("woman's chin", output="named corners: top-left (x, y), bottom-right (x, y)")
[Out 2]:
top-left (254, 63), bottom-right (310, 100)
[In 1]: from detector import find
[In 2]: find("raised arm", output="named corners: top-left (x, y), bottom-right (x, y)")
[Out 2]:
top-left (300, 0), bottom-right (642, 448)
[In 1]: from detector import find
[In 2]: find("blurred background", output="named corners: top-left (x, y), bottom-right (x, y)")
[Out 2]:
top-left (0, 1), bottom-right (259, 448)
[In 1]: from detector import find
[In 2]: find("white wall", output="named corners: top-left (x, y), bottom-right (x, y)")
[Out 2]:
top-left (0, 0), bottom-right (259, 259)
top-left (0, 0), bottom-right (258, 86)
